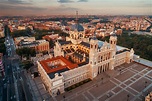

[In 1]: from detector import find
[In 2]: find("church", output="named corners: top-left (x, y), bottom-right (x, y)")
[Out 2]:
top-left (37, 12), bottom-right (134, 96)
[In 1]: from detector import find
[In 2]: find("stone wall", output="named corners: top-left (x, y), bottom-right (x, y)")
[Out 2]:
top-left (61, 64), bottom-right (90, 88)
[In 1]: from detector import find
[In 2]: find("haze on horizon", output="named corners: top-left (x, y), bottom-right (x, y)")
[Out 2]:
top-left (0, 0), bottom-right (151, 16)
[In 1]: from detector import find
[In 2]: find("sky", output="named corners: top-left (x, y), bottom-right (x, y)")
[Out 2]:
top-left (0, 0), bottom-right (151, 16)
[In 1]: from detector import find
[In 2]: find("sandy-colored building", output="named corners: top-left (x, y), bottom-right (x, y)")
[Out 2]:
top-left (0, 53), bottom-right (4, 77)
top-left (0, 30), bottom-right (4, 38)
top-left (14, 36), bottom-right (36, 45)
top-left (18, 25), bottom-right (26, 30)
top-left (35, 40), bottom-right (50, 53)
top-left (14, 36), bottom-right (50, 53)
top-left (42, 34), bottom-right (59, 41)
top-left (145, 92), bottom-right (152, 101)
top-left (37, 21), bottom-right (134, 96)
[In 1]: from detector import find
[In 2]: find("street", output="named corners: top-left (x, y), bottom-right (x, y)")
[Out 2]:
top-left (0, 26), bottom-right (33, 101)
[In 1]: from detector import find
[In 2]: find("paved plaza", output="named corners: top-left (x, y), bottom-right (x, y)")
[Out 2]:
top-left (54, 62), bottom-right (152, 101)
top-left (25, 71), bottom-right (53, 101)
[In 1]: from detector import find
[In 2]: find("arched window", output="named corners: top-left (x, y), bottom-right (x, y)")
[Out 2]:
top-left (98, 56), bottom-right (100, 63)
top-left (71, 34), bottom-right (74, 39)
top-left (101, 56), bottom-right (103, 61)
top-left (80, 34), bottom-right (83, 37)
top-left (95, 45), bottom-right (96, 49)
top-left (91, 45), bottom-right (93, 48)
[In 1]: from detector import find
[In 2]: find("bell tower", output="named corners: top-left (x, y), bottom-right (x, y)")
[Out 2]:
top-left (109, 31), bottom-right (117, 70)
top-left (89, 37), bottom-right (99, 79)
top-left (109, 31), bottom-right (117, 53)
top-left (76, 11), bottom-right (78, 24)
top-left (89, 29), bottom-right (98, 65)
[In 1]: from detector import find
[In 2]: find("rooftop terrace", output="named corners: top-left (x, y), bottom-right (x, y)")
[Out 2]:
top-left (39, 56), bottom-right (78, 79)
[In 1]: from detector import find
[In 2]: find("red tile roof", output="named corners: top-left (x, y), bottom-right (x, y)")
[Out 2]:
top-left (39, 56), bottom-right (78, 74)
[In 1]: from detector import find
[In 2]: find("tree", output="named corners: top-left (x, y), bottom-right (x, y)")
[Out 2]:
top-left (147, 45), bottom-right (152, 59)
top-left (49, 39), bottom-right (55, 48)
top-left (99, 32), bottom-right (152, 61)
top-left (22, 60), bottom-right (34, 70)
top-left (16, 48), bottom-right (23, 57)
top-left (11, 30), bottom-right (28, 37)
top-left (0, 38), bottom-right (6, 55)
top-left (59, 31), bottom-right (69, 37)
top-left (147, 45), bottom-right (152, 52)
top-left (30, 48), bottom-right (36, 57)
top-left (42, 51), bottom-right (48, 55)
top-left (26, 27), bottom-right (32, 34)
top-left (16, 47), bottom-right (36, 59)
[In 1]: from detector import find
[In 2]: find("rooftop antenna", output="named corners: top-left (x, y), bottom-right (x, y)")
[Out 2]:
top-left (93, 26), bottom-right (96, 39)
top-left (75, 11), bottom-right (79, 31)
top-left (76, 11), bottom-right (78, 24)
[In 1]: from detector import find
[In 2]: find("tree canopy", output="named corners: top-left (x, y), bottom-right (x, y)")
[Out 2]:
top-left (21, 60), bottom-right (34, 70)
top-left (0, 38), bottom-right (6, 55)
top-left (16, 47), bottom-right (36, 59)
top-left (98, 32), bottom-right (152, 61)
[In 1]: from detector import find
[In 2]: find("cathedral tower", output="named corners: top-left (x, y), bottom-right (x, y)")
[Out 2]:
top-left (89, 30), bottom-right (98, 66)
top-left (109, 31), bottom-right (117, 70)
top-left (109, 31), bottom-right (117, 54)
top-left (89, 37), bottom-right (99, 79)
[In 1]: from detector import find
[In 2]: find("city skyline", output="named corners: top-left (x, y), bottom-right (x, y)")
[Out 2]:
top-left (0, 0), bottom-right (151, 16)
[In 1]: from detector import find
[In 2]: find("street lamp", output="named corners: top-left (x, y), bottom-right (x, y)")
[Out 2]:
top-left (145, 81), bottom-right (147, 88)
top-left (63, 95), bottom-right (65, 101)
top-left (107, 92), bottom-right (110, 98)
top-left (96, 84), bottom-right (98, 87)
top-left (127, 94), bottom-right (130, 101)
top-left (119, 69), bottom-right (122, 74)
top-left (101, 77), bottom-right (103, 84)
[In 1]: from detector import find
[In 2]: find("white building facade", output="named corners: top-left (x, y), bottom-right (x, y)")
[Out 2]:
top-left (37, 23), bottom-right (134, 96)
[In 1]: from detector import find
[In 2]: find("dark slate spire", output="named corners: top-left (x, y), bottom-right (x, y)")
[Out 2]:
top-left (70, 11), bottom-right (84, 32)
top-left (76, 11), bottom-right (78, 24)
top-left (92, 27), bottom-right (97, 40)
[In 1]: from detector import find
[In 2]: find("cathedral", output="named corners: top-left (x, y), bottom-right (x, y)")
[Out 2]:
top-left (37, 12), bottom-right (134, 96)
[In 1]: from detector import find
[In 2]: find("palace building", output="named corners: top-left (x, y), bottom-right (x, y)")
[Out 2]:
top-left (37, 12), bottom-right (134, 96)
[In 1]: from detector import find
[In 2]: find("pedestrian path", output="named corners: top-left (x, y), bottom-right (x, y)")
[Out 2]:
top-left (55, 62), bottom-right (152, 101)
top-left (24, 71), bottom-right (53, 101)
top-left (134, 58), bottom-right (152, 67)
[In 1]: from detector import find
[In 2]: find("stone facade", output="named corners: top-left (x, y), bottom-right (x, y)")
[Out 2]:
top-left (145, 92), bottom-right (152, 101)
top-left (0, 53), bottom-right (4, 77)
top-left (14, 36), bottom-right (50, 53)
top-left (0, 30), bottom-right (4, 38)
top-left (37, 23), bottom-right (134, 97)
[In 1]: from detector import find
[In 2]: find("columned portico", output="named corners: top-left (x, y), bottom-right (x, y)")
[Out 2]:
top-left (97, 62), bottom-right (111, 75)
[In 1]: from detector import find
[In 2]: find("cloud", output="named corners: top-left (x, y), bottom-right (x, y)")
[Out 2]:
top-left (0, 0), bottom-right (32, 5)
top-left (57, 0), bottom-right (74, 3)
top-left (78, 0), bottom-right (88, 2)
top-left (55, 5), bottom-right (79, 12)
top-left (8, 0), bottom-right (26, 4)
top-left (0, 3), bottom-right (46, 16)
top-left (45, 4), bottom-right (80, 15)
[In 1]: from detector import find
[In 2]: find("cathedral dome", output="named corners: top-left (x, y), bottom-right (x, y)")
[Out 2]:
top-left (71, 24), bottom-right (84, 32)
top-left (110, 31), bottom-right (117, 36)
